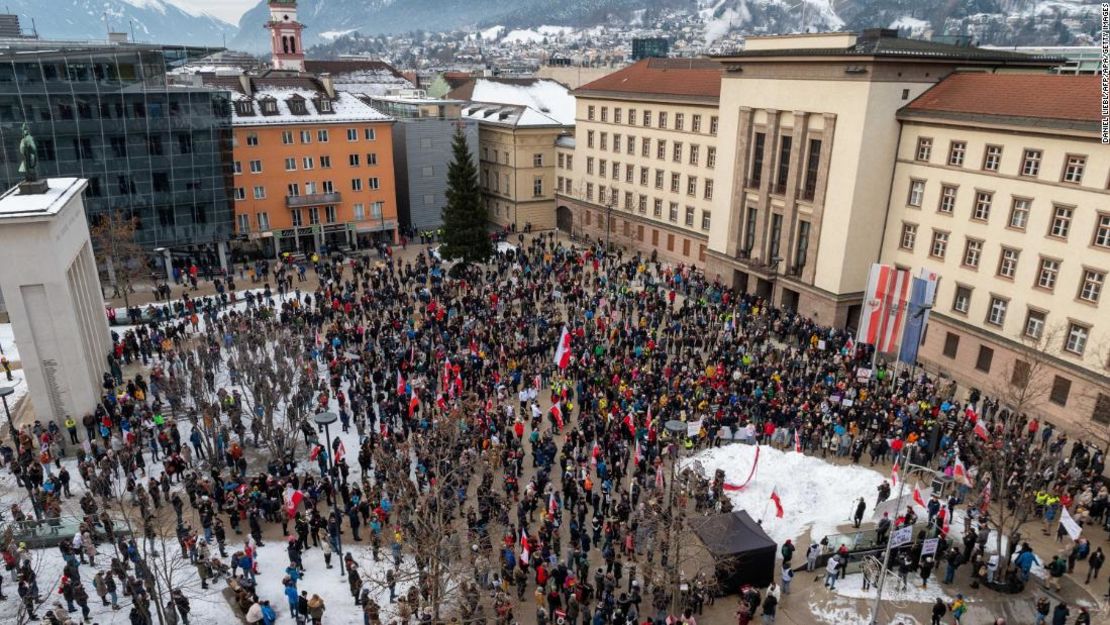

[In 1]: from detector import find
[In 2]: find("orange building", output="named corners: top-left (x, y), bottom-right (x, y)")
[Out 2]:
top-left (216, 73), bottom-right (398, 256)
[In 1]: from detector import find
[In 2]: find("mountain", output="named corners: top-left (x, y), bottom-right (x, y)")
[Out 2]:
top-left (7, 0), bottom-right (235, 46)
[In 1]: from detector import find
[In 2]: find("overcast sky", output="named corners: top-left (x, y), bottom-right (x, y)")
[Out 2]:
top-left (175, 0), bottom-right (257, 24)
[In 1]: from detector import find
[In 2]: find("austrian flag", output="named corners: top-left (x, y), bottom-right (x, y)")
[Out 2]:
top-left (769, 489), bottom-right (784, 519)
top-left (285, 488), bottom-right (304, 518)
top-left (554, 326), bottom-right (572, 370)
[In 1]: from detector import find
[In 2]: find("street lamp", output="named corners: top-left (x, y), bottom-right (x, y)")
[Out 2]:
top-left (313, 411), bottom-right (343, 576)
top-left (0, 384), bottom-right (15, 442)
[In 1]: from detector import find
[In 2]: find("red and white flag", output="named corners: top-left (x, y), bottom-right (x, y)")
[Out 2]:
top-left (550, 402), bottom-right (564, 431)
top-left (554, 326), bottom-right (572, 370)
top-left (857, 263), bottom-right (913, 353)
top-left (769, 489), bottom-right (784, 519)
top-left (973, 419), bottom-right (989, 442)
top-left (309, 444), bottom-right (323, 461)
top-left (284, 489), bottom-right (304, 518)
top-left (891, 462), bottom-right (900, 487)
top-left (335, 441), bottom-right (346, 462)
top-left (953, 457), bottom-right (972, 487)
top-left (408, 391), bottom-right (420, 417)
top-left (793, 428), bottom-right (802, 454)
top-left (396, 372), bottom-right (406, 396)
top-left (912, 483), bottom-right (926, 508)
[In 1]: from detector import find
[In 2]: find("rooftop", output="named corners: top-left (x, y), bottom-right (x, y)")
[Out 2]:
top-left (230, 89), bottom-right (390, 126)
top-left (900, 72), bottom-right (1101, 129)
top-left (573, 58), bottom-right (721, 102)
top-left (450, 78), bottom-right (575, 127)
top-left (0, 178), bottom-right (85, 219)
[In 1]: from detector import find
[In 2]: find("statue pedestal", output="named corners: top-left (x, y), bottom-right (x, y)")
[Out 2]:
top-left (17, 180), bottom-right (49, 195)
top-left (0, 177), bottom-right (111, 430)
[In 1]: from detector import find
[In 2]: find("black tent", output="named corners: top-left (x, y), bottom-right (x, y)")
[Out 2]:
top-left (690, 510), bottom-right (777, 592)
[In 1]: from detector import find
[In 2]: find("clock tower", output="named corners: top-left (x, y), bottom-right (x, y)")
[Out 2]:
top-left (265, 0), bottom-right (305, 72)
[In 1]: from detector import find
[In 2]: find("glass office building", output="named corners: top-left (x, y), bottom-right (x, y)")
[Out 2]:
top-left (0, 40), bottom-right (234, 251)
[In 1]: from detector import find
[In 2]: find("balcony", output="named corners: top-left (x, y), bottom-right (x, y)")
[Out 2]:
top-left (286, 192), bottom-right (342, 208)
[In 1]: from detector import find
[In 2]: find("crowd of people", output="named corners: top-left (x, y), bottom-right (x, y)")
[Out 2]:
top-left (0, 231), bottom-right (1107, 625)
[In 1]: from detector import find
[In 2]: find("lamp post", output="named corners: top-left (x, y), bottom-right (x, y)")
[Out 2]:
top-left (664, 419), bottom-right (688, 615)
top-left (313, 411), bottom-right (343, 576)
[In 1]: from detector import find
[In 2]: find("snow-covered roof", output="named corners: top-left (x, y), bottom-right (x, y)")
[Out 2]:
top-left (455, 78), bottom-right (575, 128)
top-left (232, 89), bottom-right (391, 127)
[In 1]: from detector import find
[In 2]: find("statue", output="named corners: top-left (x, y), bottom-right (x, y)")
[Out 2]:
top-left (18, 123), bottom-right (37, 182)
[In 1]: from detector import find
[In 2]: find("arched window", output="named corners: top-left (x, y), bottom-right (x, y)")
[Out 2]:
top-left (282, 36), bottom-right (289, 54)
top-left (289, 36), bottom-right (296, 54)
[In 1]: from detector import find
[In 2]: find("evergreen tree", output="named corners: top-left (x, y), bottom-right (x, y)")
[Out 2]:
top-left (440, 127), bottom-right (492, 263)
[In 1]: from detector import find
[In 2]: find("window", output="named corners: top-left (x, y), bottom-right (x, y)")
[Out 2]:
top-left (586, 183), bottom-right (593, 201)
top-left (802, 139), bottom-right (821, 200)
top-left (1037, 258), bottom-right (1060, 290)
top-left (639, 167), bottom-right (649, 186)
top-left (744, 207), bottom-right (758, 254)
top-left (1094, 394), bottom-right (1110, 425)
top-left (1050, 376), bottom-right (1072, 406)
top-left (613, 135), bottom-right (622, 152)
top-left (352, 178), bottom-right (363, 191)
top-left (320, 155), bottom-right (331, 168)
top-left (284, 157), bottom-right (296, 171)
top-left (670, 173), bottom-right (680, 193)
top-left (287, 183), bottom-right (300, 197)
top-left (1020, 149), bottom-right (1041, 177)
top-left (947, 141), bottom-right (965, 166)
top-left (975, 346), bottom-right (994, 373)
top-left (774, 136), bottom-right (792, 193)
top-left (282, 131), bottom-right (294, 144)
top-left (657, 140), bottom-right (666, 160)
top-left (322, 180), bottom-right (334, 194)
top-left (942, 332), bottom-right (959, 358)
top-left (628, 109), bottom-right (636, 125)
top-left (1065, 323), bottom-right (1089, 355)
top-left (308, 207), bottom-right (320, 225)
top-left (638, 195), bottom-right (647, 214)
top-left (304, 181), bottom-right (317, 195)
top-left (641, 138), bottom-right (650, 158)
top-left (915, 137), bottom-right (932, 161)
top-left (685, 206), bottom-right (695, 227)
top-left (325, 206), bottom-right (337, 223)
top-left (302, 157), bottom-right (313, 170)
top-left (704, 179), bottom-right (714, 200)
top-left (587, 105), bottom-right (595, 121)
top-left (598, 160), bottom-right (606, 178)
top-left (1095, 214), bottom-right (1110, 248)
top-left (972, 191), bottom-right (992, 221)
top-left (709, 116), bottom-right (718, 135)
top-left (368, 177), bottom-right (380, 190)
top-left (599, 132), bottom-right (607, 151)
top-left (899, 223), bottom-right (917, 250)
top-left (531, 153), bottom-right (543, 168)
top-left (689, 144), bottom-right (699, 166)
top-left (687, 176), bottom-right (697, 197)
top-left (986, 296), bottom-right (1008, 326)
top-left (299, 130), bottom-right (311, 144)
top-left (750, 132), bottom-right (766, 187)
top-left (907, 180), bottom-right (924, 207)
top-left (1079, 269), bottom-right (1104, 303)
top-left (770, 214), bottom-right (783, 260)
top-left (937, 185), bottom-right (957, 214)
top-left (701, 211), bottom-right (711, 231)
top-left (707, 147), bottom-right (717, 169)
top-left (291, 209), bottom-right (303, 227)
top-left (658, 112), bottom-right (667, 128)
top-left (982, 145), bottom-right (1002, 171)
top-left (233, 187), bottom-right (246, 201)
top-left (692, 114), bottom-right (702, 132)
top-left (614, 108), bottom-right (622, 124)
top-left (1062, 154), bottom-right (1086, 183)
top-left (794, 220), bottom-right (811, 272)
top-left (1009, 198), bottom-right (1030, 230)
top-left (233, 161), bottom-right (242, 175)
top-left (347, 128), bottom-right (358, 141)
top-left (533, 177), bottom-right (543, 197)
top-left (653, 199), bottom-right (662, 217)
top-left (349, 154), bottom-right (360, 167)
top-left (246, 133), bottom-right (258, 146)
top-left (930, 230), bottom-right (948, 259)
top-left (236, 214), bottom-right (250, 233)
top-left (371, 202), bottom-right (383, 218)
top-left (365, 128), bottom-right (375, 141)
top-left (655, 170), bottom-right (664, 189)
top-left (642, 110), bottom-right (651, 127)
top-left (952, 285), bottom-right (972, 314)
top-left (626, 136), bottom-right (635, 155)
top-left (1050, 205), bottom-right (1073, 238)
top-left (668, 202), bottom-right (678, 223)
top-left (1024, 309), bottom-right (1046, 339)
top-left (587, 131), bottom-right (594, 149)
top-left (253, 186), bottom-right (265, 200)
top-left (962, 239), bottom-right (982, 268)
top-left (586, 157), bottom-right (594, 175)
top-left (624, 192), bottom-right (633, 210)
top-left (674, 113), bottom-right (684, 131)
top-left (997, 247), bottom-right (1019, 278)
top-left (625, 164), bottom-right (634, 183)
top-left (600, 106), bottom-right (607, 122)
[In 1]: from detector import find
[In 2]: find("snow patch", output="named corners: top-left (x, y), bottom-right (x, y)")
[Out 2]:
top-left (320, 29), bottom-right (358, 41)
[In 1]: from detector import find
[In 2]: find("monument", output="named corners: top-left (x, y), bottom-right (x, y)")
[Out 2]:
top-left (0, 129), bottom-right (110, 431)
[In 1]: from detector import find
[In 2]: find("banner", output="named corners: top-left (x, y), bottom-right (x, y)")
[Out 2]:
top-left (687, 419), bottom-right (704, 437)
top-left (891, 525), bottom-right (914, 547)
top-left (857, 264), bottom-right (912, 353)
top-left (1060, 507), bottom-right (1082, 541)
top-left (897, 277), bottom-right (930, 366)
top-left (921, 537), bottom-right (939, 556)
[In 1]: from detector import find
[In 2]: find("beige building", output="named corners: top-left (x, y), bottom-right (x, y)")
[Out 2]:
top-left (557, 59), bottom-right (722, 267)
top-left (706, 30), bottom-right (1059, 327)
top-left (450, 78), bottom-right (575, 230)
top-left (881, 72), bottom-right (1110, 428)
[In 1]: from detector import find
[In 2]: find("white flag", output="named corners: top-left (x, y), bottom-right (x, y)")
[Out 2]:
top-left (1060, 507), bottom-right (1082, 541)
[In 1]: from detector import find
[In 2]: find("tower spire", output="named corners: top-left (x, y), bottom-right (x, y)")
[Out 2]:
top-left (264, 0), bottom-right (305, 72)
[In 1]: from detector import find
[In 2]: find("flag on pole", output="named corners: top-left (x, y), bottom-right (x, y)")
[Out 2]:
top-left (550, 402), bottom-right (564, 430)
top-left (897, 277), bottom-right (930, 365)
top-left (769, 489), bottom-right (784, 519)
top-left (284, 489), bottom-right (304, 518)
top-left (973, 419), bottom-right (989, 441)
top-left (554, 326), bottom-right (572, 370)
top-left (953, 457), bottom-right (972, 486)
top-left (891, 462), bottom-right (900, 487)
top-left (912, 482), bottom-right (926, 508)
top-left (857, 263), bottom-right (913, 353)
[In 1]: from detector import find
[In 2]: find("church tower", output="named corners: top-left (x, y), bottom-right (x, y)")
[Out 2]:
top-left (265, 0), bottom-right (305, 72)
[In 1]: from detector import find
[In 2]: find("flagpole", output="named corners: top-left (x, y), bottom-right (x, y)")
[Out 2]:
top-left (869, 446), bottom-right (913, 625)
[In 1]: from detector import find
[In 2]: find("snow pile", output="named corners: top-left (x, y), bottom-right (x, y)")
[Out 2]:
top-left (502, 26), bottom-right (573, 44)
top-left (686, 444), bottom-right (886, 544)
top-left (834, 572), bottom-right (958, 604)
top-left (320, 29), bottom-right (359, 40)
top-left (468, 79), bottom-right (575, 126)
top-left (889, 16), bottom-right (930, 36)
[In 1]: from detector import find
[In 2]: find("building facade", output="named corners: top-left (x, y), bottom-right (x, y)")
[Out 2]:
top-left (706, 30), bottom-right (1060, 328)
top-left (0, 40), bottom-right (234, 255)
top-left (880, 72), bottom-right (1110, 428)
top-left (451, 78), bottom-right (575, 231)
top-left (557, 59), bottom-right (721, 267)
top-left (220, 75), bottom-right (398, 255)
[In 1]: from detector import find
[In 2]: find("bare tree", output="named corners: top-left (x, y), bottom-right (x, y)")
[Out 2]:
top-left (90, 211), bottom-right (148, 307)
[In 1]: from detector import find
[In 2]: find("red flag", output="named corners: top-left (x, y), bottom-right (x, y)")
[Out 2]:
top-left (973, 420), bottom-right (989, 441)
top-left (335, 441), bottom-right (346, 462)
top-left (912, 483), bottom-right (926, 508)
top-left (285, 489), bottom-right (304, 518)
top-left (550, 403), bottom-right (564, 431)
top-left (309, 444), bottom-right (323, 461)
top-left (891, 462), bottom-right (900, 487)
top-left (396, 372), bottom-right (406, 396)
top-left (408, 392), bottom-right (420, 417)
top-left (554, 326), bottom-right (572, 370)
top-left (794, 428), bottom-right (802, 453)
top-left (769, 489), bottom-right (784, 519)
top-left (953, 457), bottom-right (972, 486)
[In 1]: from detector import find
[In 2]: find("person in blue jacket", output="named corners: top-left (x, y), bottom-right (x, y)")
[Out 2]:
top-left (260, 599), bottom-right (277, 625)
top-left (284, 581), bottom-right (299, 621)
